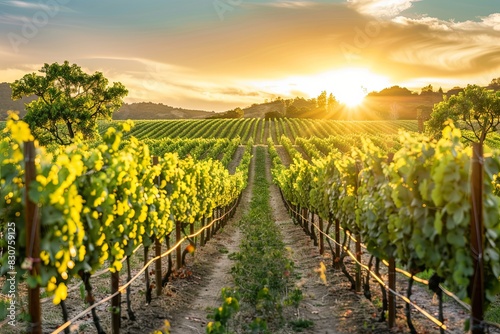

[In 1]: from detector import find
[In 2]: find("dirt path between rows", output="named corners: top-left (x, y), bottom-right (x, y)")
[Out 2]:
top-left (165, 146), bottom-right (256, 333)
top-left (227, 145), bottom-right (245, 174)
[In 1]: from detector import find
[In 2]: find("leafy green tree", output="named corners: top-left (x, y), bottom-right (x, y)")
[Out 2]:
top-left (426, 85), bottom-right (500, 143)
top-left (207, 107), bottom-right (244, 119)
top-left (327, 93), bottom-right (338, 113)
top-left (488, 77), bottom-right (500, 90)
top-left (11, 61), bottom-right (128, 145)
top-left (231, 107), bottom-right (244, 118)
top-left (317, 91), bottom-right (327, 112)
top-left (420, 84), bottom-right (434, 95)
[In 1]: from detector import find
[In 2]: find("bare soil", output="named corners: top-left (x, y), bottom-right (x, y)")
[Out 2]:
top-left (227, 145), bottom-right (246, 174)
top-left (275, 145), bottom-right (292, 167)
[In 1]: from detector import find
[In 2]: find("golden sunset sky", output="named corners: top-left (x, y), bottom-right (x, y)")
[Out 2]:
top-left (0, 0), bottom-right (499, 111)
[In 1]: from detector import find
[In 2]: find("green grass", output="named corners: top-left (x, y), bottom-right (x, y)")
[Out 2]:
top-left (211, 146), bottom-right (298, 333)
top-left (486, 297), bottom-right (500, 323)
top-left (415, 269), bottom-right (434, 281)
top-left (290, 319), bottom-right (314, 332)
top-left (232, 147), bottom-right (293, 316)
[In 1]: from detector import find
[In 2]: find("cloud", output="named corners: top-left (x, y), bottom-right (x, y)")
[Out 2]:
top-left (481, 13), bottom-right (500, 31)
top-left (347, 0), bottom-right (420, 18)
top-left (386, 13), bottom-right (500, 73)
top-left (77, 57), bottom-right (265, 110)
top-left (260, 1), bottom-right (316, 8)
top-left (0, 1), bottom-right (499, 109)
top-left (393, 13), bottom-right (500, 33)
top-left (5, 0), bottom-right (52, 10)
top-left (0, 14), bottom-right (26, 26)
top-left (392, 15), bottom-right (452, 31)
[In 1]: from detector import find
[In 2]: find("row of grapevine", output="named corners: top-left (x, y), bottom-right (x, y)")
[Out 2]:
top-left (0, 115), bottom-right (249, 315)
top-left (270, 123), bottom-right (500, 331)
top-left (98, 119), bottom-right (419, 145)
top-left (295, 134), bottom-right (402, 158)
top-left (139, 137), bottom-right (240, 168)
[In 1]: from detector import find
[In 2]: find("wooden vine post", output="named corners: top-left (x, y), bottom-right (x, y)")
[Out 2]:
top-left (111, 272), bottom-right (120, 334)
top-left (200, 217), bottom-right (206, 246)
top-left (154, 239), bottom-right (162, 297)
top-left (176, 221), bottom-right (182, 270)
top-left (387, 153), bottom-right (396, 329)
top-left (354, 162), bottom-right (362, 293)
top-left (355, 238), bottom-right (362, 293)
top-left (24, 141), bottom-right (42, 334)
top-left (469, 142), bottom-right (485, 334)
top-left (152, 156), bottom-right (162, 297)
top-left (190, 223), bottom-right (195, 245)
top-left (388, 258), bottom-right (396, 328)
top-left (311, 212), bottom-right (318, 246)
top-left (335, 219), bottom-right (340, 269)
top-left (319, 217), bottom-right (324, 255)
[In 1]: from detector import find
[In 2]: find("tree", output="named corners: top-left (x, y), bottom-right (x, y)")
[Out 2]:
top-left (426, 85), bottom-right (500, 143)
top-left (420, 84), bottom-right (434, 95)
top-left (232, 107), bottom-right (244, 118)
top-left (317, 91), bottom-right (327, 112)
top-left (446, 86), bottom-right (463, 97)
top-left (11, 61), bottom-right (128, 145)
top-left (488, 77), bottom-right (500, 90)
top-left (207, 107), bottom-right (243, 119)
top-left (327, 93), bottom-right (338, 113)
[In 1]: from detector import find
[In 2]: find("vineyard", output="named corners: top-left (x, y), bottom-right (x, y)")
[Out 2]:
top-left (98, 119), bottom-right (418, 145)
top-left (0, 116), bottom-right (252, 333)
top-left (269, 124), bottom-right (500, 333)
top-left (1, 116), bottom-right (500, 334)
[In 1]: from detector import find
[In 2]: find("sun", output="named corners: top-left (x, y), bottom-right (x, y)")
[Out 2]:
top-left (335, 85), bottom-right (367, 107)
top-left (296, 68), bottom-right (389, 104)
top-left (248, 67), bottom-right (389, 107)
top-left (323, 68), bottom-right (383, 107)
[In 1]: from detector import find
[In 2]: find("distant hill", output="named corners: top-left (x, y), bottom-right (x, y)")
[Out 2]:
top-left (113, 102), bottom-right (214, 120)
top-left (0, 82), bottom-right (215, 120)
top-left (242, 101), bottom-right (285, 118)
top-left (241, 99), bottom-right (325, 119)
top-left (0, 82), bottom-right (36, 119)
